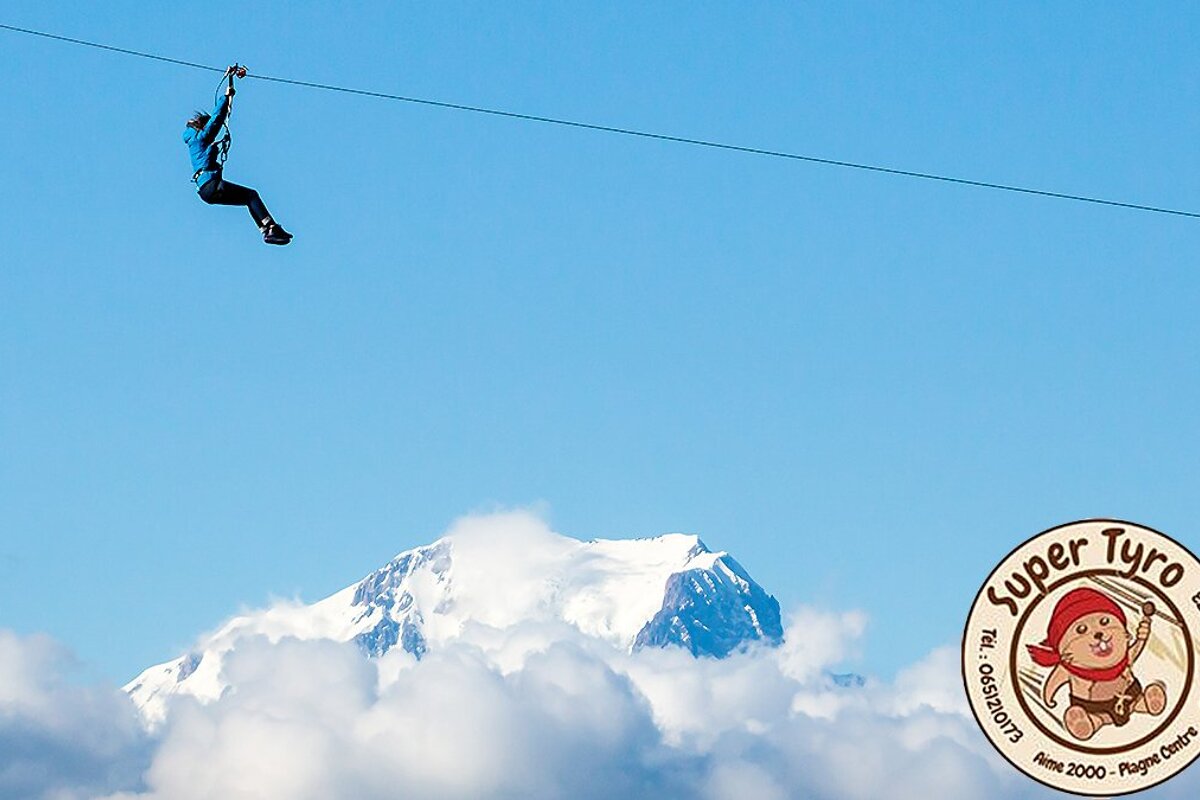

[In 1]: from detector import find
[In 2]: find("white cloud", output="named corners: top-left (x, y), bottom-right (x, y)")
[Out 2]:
top-left (888, 645), bottom-right (970, 716)
top-left (88, 608), bottom-right (1058, 800)
top-left (437, 510), bottom-right (581, 634)
top-left (109, 636), bottom-right (684, 800)
top-left (776, 607), bottom-right (868, 684)
top-left (0, 631), bottom-right (149, 800)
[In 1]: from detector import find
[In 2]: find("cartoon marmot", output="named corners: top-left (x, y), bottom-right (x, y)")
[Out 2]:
top-left (1027, 587), bottom-right (1168, 741)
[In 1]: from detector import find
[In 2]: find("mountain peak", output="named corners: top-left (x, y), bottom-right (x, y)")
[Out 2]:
top-left (125, 528), bottom-right (781, 723)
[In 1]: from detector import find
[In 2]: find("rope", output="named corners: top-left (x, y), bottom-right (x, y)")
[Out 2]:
top-left (3, 20), bottom-right (1198, 220)
top-left (214, 70), bottom-right (235, 170)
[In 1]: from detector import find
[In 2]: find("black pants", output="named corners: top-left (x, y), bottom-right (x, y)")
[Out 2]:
top-left (198, 176), bottom-right (272, 227)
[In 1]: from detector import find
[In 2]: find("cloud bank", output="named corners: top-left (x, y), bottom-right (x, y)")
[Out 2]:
top-left (5, 618), bottom-right (1044, 800)
top-left (0, 631), bottom-right (149, 800)
top-left (6, 511), bottom-right (1197, 799)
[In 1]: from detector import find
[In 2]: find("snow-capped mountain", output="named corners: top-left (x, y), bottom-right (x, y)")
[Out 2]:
top-left (125, 532), bottom-right (782, 722)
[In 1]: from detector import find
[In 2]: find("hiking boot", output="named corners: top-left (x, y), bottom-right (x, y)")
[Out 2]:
top-left (263, 223), bottom-right (292, 245)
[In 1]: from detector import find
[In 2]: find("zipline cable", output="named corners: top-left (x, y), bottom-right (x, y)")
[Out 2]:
top-left (0, 22), bottom-right (223, 74)
top-left (3, 20), bottom-right (1198, 221)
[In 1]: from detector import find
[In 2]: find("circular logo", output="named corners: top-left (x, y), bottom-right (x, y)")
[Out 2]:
top-left (963, 520), bottom-right (1200, 795)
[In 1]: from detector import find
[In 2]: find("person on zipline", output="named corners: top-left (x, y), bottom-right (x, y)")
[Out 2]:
top-left (184, 66), bottom-right (292, 245)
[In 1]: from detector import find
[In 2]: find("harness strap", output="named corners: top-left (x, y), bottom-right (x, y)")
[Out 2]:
top-left (192, 167), bottom-right (220, 185)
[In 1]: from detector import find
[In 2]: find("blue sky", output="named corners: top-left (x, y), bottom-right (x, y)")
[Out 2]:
top-left (3, 2), bottom-right (1200, 685)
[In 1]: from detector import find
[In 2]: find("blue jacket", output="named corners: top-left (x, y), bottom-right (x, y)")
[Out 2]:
top-left (183, 94), bottom-right (231, 189)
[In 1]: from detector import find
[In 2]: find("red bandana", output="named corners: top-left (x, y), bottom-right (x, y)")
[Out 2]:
top-left (1026, 588), bottom-right (1129, 681)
